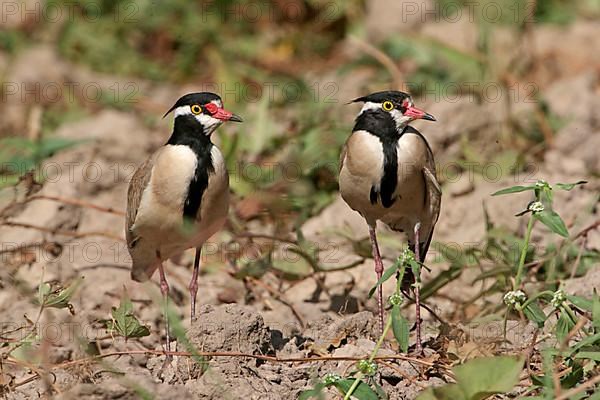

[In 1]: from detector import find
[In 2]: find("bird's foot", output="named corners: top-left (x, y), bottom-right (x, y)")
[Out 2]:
top-left (158, 341), bottom-right (173, 377)
top-left (412, 344), bottom-right (424, 357)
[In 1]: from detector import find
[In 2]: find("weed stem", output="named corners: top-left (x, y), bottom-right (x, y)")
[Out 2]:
top-left (343, 314), bottom-right (393, 400)
top-left (515, 215), bottom-right (535, 289)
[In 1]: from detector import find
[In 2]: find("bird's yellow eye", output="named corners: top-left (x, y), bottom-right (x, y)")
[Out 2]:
top-left (382, 101), bottom-right (394, 111)
top-left (190, 104), bottom-right (202, 115)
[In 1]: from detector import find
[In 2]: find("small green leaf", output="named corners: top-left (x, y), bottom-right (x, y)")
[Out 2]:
top-left (472, 266), bottom-right (513, 282)
top-left (409, 260), bottom-right (421, 280)
top-left (333, 379), bottom-right (379, 400)
top-left (9, 330), bottom-right (39, 362)
top-left (556, 310), bottom-right (575, 344)
top-left (569, 333), bottom-right (600, 354)
top-left (396, 258), bottom-right (407, 284)
top-left (491, 185), bottom-right (536, 196)
top-left (537, 186), bottom-right (553, 207)
top-left (368, 261), bottom-right (399, 298)
top-left (106, 289), bottom-right (150, 340)
top-left (298, 382), bottom-right (326, 400)
top-left (36, 137), bottom-right (81, 159)
top-left (534, 210), bottom-right (569, 238)
top-left (234, 253), bottom-right (270, 280)
top-left (567, 295), bottom-right (593, 312)
top-left (240, 93), bottom-right (276, 158)
top-left (574, 351), bottom-right (600, 362)
top-left (555, 181), bottom-right (587, 191)
top-left (453, 356), bottom-right (524, 400)
top-left (392, 305), bottom-right (410, 353)
top-left (372, 382), bottom-right (388, 400)
top-left (38, 277), bottom-right (83, 311)
top-left (421, 263), bottom-right (464, 299)
top-left (593, 292), bottom-right (600, 332)
top-left (560, 361), bottom-right (583, 389)
top-left (416, 384), bottom-right (466, 400)
top-left (523, 302), bottom-right (546, 328)
top-left (530, 374), bottom-right (546, 387)
top-left (270, 249), bottom-right (313, 280)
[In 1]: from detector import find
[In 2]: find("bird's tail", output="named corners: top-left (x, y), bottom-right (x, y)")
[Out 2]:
top-left (129, 244), bottom-right (159, 282)
top-left (131, 262), bottom-right (158, 282)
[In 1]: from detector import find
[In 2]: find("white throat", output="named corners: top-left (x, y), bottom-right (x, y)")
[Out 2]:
top-left (390, 109), bottom-right (412, 130)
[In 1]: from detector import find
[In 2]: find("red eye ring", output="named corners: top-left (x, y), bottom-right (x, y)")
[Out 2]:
top-left (204, 103), bottom-right (218, 114)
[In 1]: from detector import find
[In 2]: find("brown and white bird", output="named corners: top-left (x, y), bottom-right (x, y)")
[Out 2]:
top-left (339, 90), bottom-right (441, 352)
top-left (125, 92), bottom-right (242, 351)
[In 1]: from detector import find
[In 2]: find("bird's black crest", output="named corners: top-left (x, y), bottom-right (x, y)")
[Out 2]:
top-left (351, 90), bottom-right (411, 105)
top-left (163, 92), bottom-right (223, 118)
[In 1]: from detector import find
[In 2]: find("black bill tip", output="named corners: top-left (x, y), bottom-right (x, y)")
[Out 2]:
top-left (229, 113), bottom-right (243, 122)
top-left (422, 113), bottom-right (436, 122)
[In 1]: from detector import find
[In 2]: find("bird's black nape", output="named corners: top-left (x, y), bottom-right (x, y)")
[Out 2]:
top-left (163, 92), bottom-right (223, 118)
top-left (350, 90), bottom-right (411, 104)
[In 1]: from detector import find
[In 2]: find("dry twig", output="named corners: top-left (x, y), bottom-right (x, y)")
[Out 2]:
top-left (5, 349), bottom-right (451, 371)
top-left (2, 221), bottom-right (123, 242)
top-left (25, 195), bottom-right (125, 216)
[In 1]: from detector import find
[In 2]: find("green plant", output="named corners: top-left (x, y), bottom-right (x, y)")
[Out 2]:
top-left (416, 356), bottom-right (524, 400)
top-left (492, 180), bottom-right (586, 326)
top-left (7, 275), bottom-right (83, 364)
top-left (37, 276), bottom-right (83, 315)
top-left (300, 253), bottom-right (415, 399)
top-left (105, 288), bottom-right (150, 341)
top-left (368, 249), bottom-right (418, 353)
top-left (0, 137), bottom-right (80, 187)
top-left (490, 179), bottom-right (600, 397)
top-left (492, 180), bottom-right (585, 284)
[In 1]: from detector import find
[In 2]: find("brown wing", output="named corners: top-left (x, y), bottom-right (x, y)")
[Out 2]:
top-left (125, 157), bottom-right (154, 248)
top-left (419, 138), bottom-right (441, 262)
top-left (423, 165), bottom-right (441, 225)
top-left (338, 141), bottom-right (348, 173)
top-left (421, 133), bottom-right (441, 227)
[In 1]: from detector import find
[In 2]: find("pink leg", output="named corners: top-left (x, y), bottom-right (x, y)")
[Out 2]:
top-left (156, 253), bottom-right (171, 355)
top-left (413, 222), bottom-right (423, 354)
top-left (189, 247), bottom-right (201, 322)
top-left (368, 225), bottom-right (385, 337)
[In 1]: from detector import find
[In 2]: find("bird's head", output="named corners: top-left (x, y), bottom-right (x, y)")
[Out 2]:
top-left (164, 92), bottom-right (243, 135)
top-left (351, 91), bottom-right (435, 131)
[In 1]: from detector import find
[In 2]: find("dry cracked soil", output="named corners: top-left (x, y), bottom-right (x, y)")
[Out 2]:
top-left (1, 2), bottom-right (600, 399)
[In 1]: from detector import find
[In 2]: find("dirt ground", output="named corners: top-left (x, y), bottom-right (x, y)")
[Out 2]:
top-left (1, 2), bottom-right (600, 399)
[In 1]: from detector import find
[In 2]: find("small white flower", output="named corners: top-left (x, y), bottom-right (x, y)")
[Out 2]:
top-left (323, 373), bottom-right (341, 385)
top-left (504, 290), bottom-right (527, 310)
top-left (528, 201), bottom-right (544, 213)
top-left (551, 289), bottom-right (567, 308)
top-left (389, 293), bottom-right (404, 307)
top-left (357, 360), bottom-right (377, 376)
top-left (401, 248), bottom-right (415, 263)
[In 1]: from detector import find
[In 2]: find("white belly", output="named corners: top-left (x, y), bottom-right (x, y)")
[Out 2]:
top-left (339, 130), bottom-right (428, 233)
top-left (132, 145), bottom-right (229, 259)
